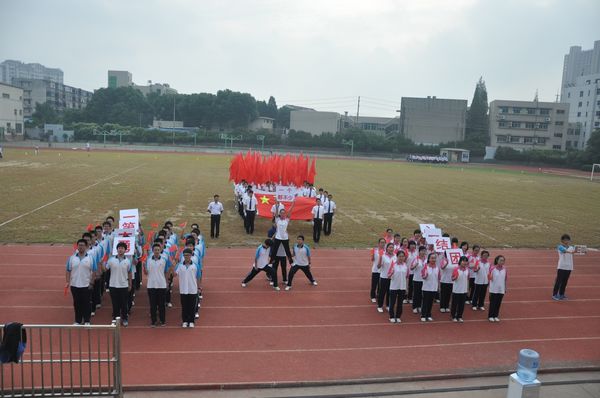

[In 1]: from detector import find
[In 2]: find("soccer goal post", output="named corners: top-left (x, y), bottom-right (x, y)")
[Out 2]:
top-left (591, 164), bottom-right (600, 181)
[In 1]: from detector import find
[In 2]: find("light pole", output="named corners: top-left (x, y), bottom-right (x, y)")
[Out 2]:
top-left (342, 139), bottom-right (354, 156)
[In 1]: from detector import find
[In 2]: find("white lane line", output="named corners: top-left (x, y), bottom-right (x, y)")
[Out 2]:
top-left (120, 336), bottom-right (600, 355)
top-left (0, 164), bottom-right (145, 228)
top-left (3, 298), bottom-right (600, 310)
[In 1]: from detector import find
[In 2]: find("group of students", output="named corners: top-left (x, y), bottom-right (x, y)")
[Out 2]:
top-left (65, 218), bottom-right (207, 328)
top-left (369, 228), bottom-right (507, 324)
top-left (240, 199), bottom-right (318, 290)
top-left (234, 179), bottom-right (337, 243)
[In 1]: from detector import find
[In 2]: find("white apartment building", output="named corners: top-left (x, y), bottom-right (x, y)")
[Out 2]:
top-left (489, 100), bottom-right (570, 151)
top-left (561, 73), bottom-right (600, 147)
top-left (1, 60), bottom-right (63, 84)
top-left (0, 82), bottom-right (24, 139)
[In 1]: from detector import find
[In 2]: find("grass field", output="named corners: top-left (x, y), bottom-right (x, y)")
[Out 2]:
top-left (1, 147), bottom-right (599, 248)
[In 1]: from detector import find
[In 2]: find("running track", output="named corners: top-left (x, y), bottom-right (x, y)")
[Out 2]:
top-left (1, 245), bottom-right (599, 389)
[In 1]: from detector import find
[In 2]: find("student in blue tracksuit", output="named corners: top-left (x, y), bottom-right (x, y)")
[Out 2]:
top-left (285, 235), bottom-right (318, 290)
top-left (553, 233), bottom-right (577, 300)
top-left (242, 240), bottom-right (277, 290)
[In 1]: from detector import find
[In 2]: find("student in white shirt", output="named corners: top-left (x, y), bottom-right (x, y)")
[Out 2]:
top-left (66, 239), bottom-right (97, 325)
top-left (311, 198), bottom-right (325, 243)
top-left (175, 248), bottom-right (201, 327)
top-left (207, 194), bottom-right (224, 239)
top-left (323, 194), bottom-right (336, 236)
top-left (243, 190), bottom-right (258, 235)
top-left (553, 234), bottom-right (576, 300)
top-left (377, 243), bottom-right (396, 312)
top-left (488, 255), bottom-right (507, 322)
top-left (270, 200), bottom-right (296, 266)
top-left (439, 250), bottom-right (454, 313)
top-left (388, 251), bottom-right (409, 323)
top-left (271, 200), bottom-right (285, 222)
top-left (450, 256), bottom-right (469, 322)
top-left (241, 240), bottom-right (278, 290)
top-left (411, 246), bottom-right (427, 313)
top-left (472, 250), bottom-right (491, 311)
top-left (370, 238), bottom-right (386, 303)
top-left (420, 253), bottom-right (440, 322)
top-left (103, 242), bottom-right (133, 327)
top-left (145, 243), bottom-right (171, 326)
top-left (285, 235), bottom-right (317, 290)
top-left (405, 241), bottom-right (418, 304)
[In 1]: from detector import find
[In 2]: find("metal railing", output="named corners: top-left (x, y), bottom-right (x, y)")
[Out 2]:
top-left (0, 321), bottom-right (122, 398)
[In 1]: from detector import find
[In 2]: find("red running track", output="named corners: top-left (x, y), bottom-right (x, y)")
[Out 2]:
top-left (0, 245), bottom-right (599, 389)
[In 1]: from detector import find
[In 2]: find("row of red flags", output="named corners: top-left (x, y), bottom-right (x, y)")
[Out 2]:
top-left (229, 151), bottom-right (316, 185)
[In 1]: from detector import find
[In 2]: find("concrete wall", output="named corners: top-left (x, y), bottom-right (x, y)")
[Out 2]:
top-left (0, 83), bottom-right (24, 136)
top-left (400, 97), bottom-right (467, 145)
top-left (290, 111), bottom-right (340, 136)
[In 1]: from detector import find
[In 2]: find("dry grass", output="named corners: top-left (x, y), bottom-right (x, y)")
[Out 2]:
top-left (1, 147), bottom-right (599, 248)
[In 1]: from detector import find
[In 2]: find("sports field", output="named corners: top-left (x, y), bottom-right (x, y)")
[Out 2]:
top-left (1, 147), bottom-right (599, 248)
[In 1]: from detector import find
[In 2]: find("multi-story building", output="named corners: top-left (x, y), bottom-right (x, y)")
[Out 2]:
top-left (400, 96), bottom-right (467, 145)
top-left (489, 100), bottom-right (570, 151)
top-left (290, 110), bottom-right (340, 136)
top-left (11, 78), bottom-right (93, 119)
top-left (0, 60), bottom-right (63, 84)
top-left (561, 73), bottom-right (600, 147)
top-left (561, 40), bottom-right (600, 99)
top-left (0, 82), bottom-right (24, 139)
top-left (107, 70), bottom-right (177, 95)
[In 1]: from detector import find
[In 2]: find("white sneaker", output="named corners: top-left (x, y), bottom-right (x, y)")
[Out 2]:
top-left (408, 299), bottom-right (413, 304)
top-left (412, 308), bottom-right (418, 314)
top-left (452, 318), bottom-right (458, 322)
top-left (402, 299), bottom-right (408, 304)
top-left (377, 307), bottom-right (384, 313)
top-left (494, 317), bottom-right (500, 322)
top-left (371, 298), bottom-right (377, 303)
top-left (182, 322), bottom-right (188, 328)
top-left (465, 300), bottom-right (471, 304)
top-left (195, 313), bottom-right (199, 319)
top-left (274, 286), bottom-right (280, 291)
top-left (421, 317), bottom-right (426, 322)
top-left (95, 304), bottom-right (101, 309)
top-left (435, 299), bottom-right (440, 303)
top-left (73, 322), bottom-right (80, 326)
top-left (395, 318), bottom-right (401, 323)
top-left (189, 322), bottom-right (195, 328)
top-left (389, 318), bottom-right (396, 323)
top-left (472, 307), bottom-right (477, 311)
top-left (84, 322), bottom-right (90, 326)
top-left (479, 307), bottom-right (485, 311)
top-left (427, 317), bottom-right (433, 321)
top-left (282, 280), bottom-right (288, 284)
top-left (458, 318), bottom-right (464, 323)
top-left (122, 320), bottom-right (128, 327)
top-left (91, 312), bottom-right (95, 316)
top-left (241, 283), bottom-right (247, 288)
top-left (385, 306), bottom-right (389, 311)
top-left (167, 303), bottom-right (173, 308)
top-left (488, 317), bottom-right (494, 322)
top-left (312, 281), bottom-right (318, 286)
top-left (440, 308), bottom-right (446, 313)
top-left (285, 286), bottom-right (291, 291)
top-left (111, 320), bottom-right (117, 325)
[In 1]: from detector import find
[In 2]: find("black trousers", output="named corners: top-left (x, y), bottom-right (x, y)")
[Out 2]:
top-left (488, 293), bottom-right (504, 318)
top-left (421, 290), bottom-right (436, 318)
top-left (210, 214), bottom-right (221, 238)
top-left (92, 277), bottom-right (102, 309)
top-left (553, 269), bottom-right (571, 296)
top-left (109, 287), bottom-right (129, 321)
top-left (148, 288), bottom-right (166, 324)
top-left (287, 265), bottom-right (314, 286)
top-left (180, 294), bottom-right (197, 323)
top-left (245, 210), bottom-right (256, 234)
top-left (270, 239), bottom-right (293, 263)
top-left (103, 269), bottom-right (111, 290)
top-left (407, 274), bottom-right (414, 301)
top-left (412, 281), bottom-right (423, 309)
top-left (389, 289), bottom-right (406, 319)
top-left (472, 284), bottom-right (488, 308)
top-left (323, 213), bottom-right (333, 235)
top-left (467, 278), bottom-right (476, 301)
top-left (272, 257), bottom-right (287, 283)
top-left (243, 266), bottom-right (276, 286)
top-left (377, 278), bottom-right (391, 309)
top-left (238, 199), bottom-right (245, 218)
top-left (71, 286), bottom-right (91, 324)
top-left (451, 293), bottom-right (467, 319)
top-left (166, 274), bottom-right (174, 304)
top-left (312, 218), bottom-right (323, 242)
top-left (134, 263), bottom-right (142, 290)
top-left (440, 282), bottom-right (453, 310)
top-left (370, 272), bottom-right (380, 300)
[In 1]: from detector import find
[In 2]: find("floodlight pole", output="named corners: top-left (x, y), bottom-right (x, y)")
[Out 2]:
top-left (342, 139), bottom-right (354, 156)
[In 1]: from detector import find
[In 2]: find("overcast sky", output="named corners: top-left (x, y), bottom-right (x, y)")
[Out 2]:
top-left (1, 0), bottom-right (599, 116)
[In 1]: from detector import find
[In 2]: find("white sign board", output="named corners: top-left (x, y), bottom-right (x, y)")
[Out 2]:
top-left (445, 248), bottom-right (464, 265)
top-left (275, 186), bottom-right (297, 202)
top-left (119, 208), bottom-right (139, 232)
top-left (426, 237), bottom-right (452, 253)
top-left (419, 224), bottom-right (437, 234)
top-left (114, 228), bottom-right (136, 237)
top-left (111, 236), bottom-right (135, 256)
top-left (423, 228), bottom-right (443, 238)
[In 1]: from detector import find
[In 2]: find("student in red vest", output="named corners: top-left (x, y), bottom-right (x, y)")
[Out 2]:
top-left (388, 250), bottom-right (409, 323)
top-left (420, 253), bottom-right (440, 322)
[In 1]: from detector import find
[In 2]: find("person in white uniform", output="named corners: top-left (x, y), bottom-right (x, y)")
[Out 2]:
top-left (207, 194), bottom-right (224, 239)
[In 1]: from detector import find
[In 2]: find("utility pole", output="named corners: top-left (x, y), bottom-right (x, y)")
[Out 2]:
top-left (172, 96), bottom-right (176, 145)
top-left (356, 96), bottom-right (360, 125)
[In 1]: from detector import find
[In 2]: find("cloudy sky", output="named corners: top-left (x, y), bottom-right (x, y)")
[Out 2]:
top-left (1, 0), bottom-right (598, 116)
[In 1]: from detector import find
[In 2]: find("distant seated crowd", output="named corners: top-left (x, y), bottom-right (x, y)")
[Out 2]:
top-left (406, 154), bottom-right (449, 164)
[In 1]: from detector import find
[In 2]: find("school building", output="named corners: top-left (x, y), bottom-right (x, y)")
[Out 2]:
top-left (0, 82), bottom-right (24, 140)
top-left (489, 100), bottom-right (570, 151)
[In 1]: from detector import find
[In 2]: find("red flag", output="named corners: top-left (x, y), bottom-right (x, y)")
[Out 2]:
top-left (179, 221), bottom-right (187, 228)
top-left (229, 154), bottom-right (240, 182)
top-left (150, 221), bottom-right (159, 229)
top-left (256, 194), bottom-right (313, 221)
top-left (86, 223), bottom-right (94, 232)
top-left (307, 158), bottom-right (317, 184)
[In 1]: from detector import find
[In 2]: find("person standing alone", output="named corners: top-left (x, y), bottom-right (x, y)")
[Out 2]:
top-left (207, 194), bottom-right (224, 239)
top-left (244, 190), bottom-right (257, 235)
top-left (323, 194), bottom-right (336, 236)
top-left (311, 198), bottom-right (324, 244)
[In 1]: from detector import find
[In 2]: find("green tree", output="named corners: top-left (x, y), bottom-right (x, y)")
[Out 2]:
top-left (32, 102), bottom-right (59, 127)
top-left (83, 87), bottom-right (153, 126)
top-left (583, 129), bottom-right (600, 164)
top-left (276, 106), bottom-right (292, 129)
top-left (465, 77), bottom-right (489, 144)
top-left (266, 96), bottom-right (278, 119)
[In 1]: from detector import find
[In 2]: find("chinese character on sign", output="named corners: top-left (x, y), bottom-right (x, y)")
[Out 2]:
top-left (121, 222), bottom-right (135, 229)
top-left (446, 248), bottom-right (463, 265)
top-left (435, 239), bottom-right (450, 251)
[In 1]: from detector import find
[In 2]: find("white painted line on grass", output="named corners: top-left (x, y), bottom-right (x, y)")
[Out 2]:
top-left (0, 164), bottom-right (145, 228)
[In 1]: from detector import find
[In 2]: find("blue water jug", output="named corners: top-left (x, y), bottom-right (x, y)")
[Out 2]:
top-left (516, 349), bottom-right (539, 382)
